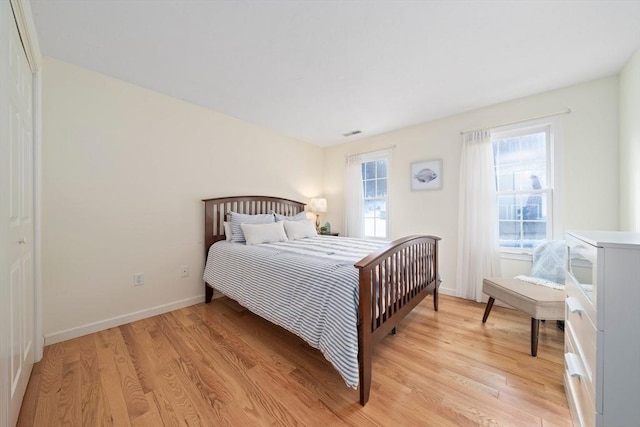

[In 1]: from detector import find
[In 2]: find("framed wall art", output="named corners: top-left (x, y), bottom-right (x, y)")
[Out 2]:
top-left (410, 159), bottom-right (442, 191)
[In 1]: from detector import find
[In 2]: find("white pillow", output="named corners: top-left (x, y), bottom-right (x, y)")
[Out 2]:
top-left (228, 211), bottom-right (275, 243)
top-left (273, 211), bottom-right (308, 222)
top-left (223, 221), bottom-right (232, 241)
top-left (240, 221), bottom-right (288, 246)
top-left (283, 219), bottom-right (318, 240)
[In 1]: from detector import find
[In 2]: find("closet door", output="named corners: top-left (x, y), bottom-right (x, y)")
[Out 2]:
top-left (1, 1), bottom-right (36, 425)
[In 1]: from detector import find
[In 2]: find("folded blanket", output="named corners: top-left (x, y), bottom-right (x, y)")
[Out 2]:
top-left (530, 240), bottom-right (566, 284)
top-left (514, 274), bottom-right (565, 290)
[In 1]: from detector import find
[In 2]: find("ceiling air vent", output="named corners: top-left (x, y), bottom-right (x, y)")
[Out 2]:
top-left (342, 130), bottom-right (362, 137)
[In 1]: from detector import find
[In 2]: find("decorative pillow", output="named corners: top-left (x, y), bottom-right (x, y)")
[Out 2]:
top-left (530, 240), bottom-right (567, 285)
top-left (223, 221), bottom-right (232, 241)
top-left (283, 219), bottom-right (318, 241)
top-left (240, 221), bottom-right (288, 246)
top-left (228, 212), bottom-right (275, 243)
top-left (273, 211), bottom-right (308, 222)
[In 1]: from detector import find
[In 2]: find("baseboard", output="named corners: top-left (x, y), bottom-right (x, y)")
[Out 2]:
top-left (439, 287), bottom-right (516, 307)
top-left (44, 295), bottom-right (204, 345)
top-left (44, 286), bottom-right (456, 346)
top-left (438, 286), bottom-right (456, 296)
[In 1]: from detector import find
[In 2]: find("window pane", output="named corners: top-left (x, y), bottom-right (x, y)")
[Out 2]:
top-left (364, 218), bottom-right (375, 237)
top-left (364, 180), bottom-right (376, 198)
top-left (521, 193), bottom-right (544, 220)
top-left (376, 178), bottom-right (387, 197)
top-left (523, 221), bottom-right (546, 245)
top-left (498, 192), bottom-right (548, 248)
top-left (374, 218), bottom-right (387, 238)
top-left (363, 199), bottom-right (376, 217)
top-left (498, 137), bottom-right (519, 165)
top-left (376, 160), bottom-right (387, 178)
top-left (499, 220), bottom-right (521, 247)
top-left (364, 161), bottom-right (376, 179)
top-left (523, 133), bottom-right (546, 162)
top-left (498, 194), bottom-right (518, 220)
top-left (497, 173), bottom-right (514, 192)
top-left (498, 193), bottom-right (548, 220)
top-left (494, 133), bottom-right (548, 191)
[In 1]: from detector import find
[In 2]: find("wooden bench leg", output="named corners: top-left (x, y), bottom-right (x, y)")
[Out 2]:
top-left (482, 297), bottom-right (495, 323)
top-left (531, 318), bottom-right (540, 357)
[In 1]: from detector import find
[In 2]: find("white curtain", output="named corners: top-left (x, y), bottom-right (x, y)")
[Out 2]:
top-left (456, 130), bottom-right (502, 302)
top-left (344, 154), bottom-right (364, 238)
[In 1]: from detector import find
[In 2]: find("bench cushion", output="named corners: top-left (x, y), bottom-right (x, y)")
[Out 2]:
top-left (483, 277), bottom-right (565, 320)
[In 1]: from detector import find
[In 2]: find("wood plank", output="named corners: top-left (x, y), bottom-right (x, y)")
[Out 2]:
top-left (119, 322), bottom-right (158, 394)
top-left (150, 362), bottom-right (205, 426)
top-left (79, 334), bottom-right (100, 385)
top-left (30, 343), bottom-right (64, 427)
top-left (57, 360), bottom-right (82, 426)
top-left (129, 392), bottom-right (165, 427)
top-left (18, 295), bottom-right (571, 426)
top-left (81, 380), bottom-right (107, 427)
top-left (94, 329), bottom-right (134, 427)
top-left (104, 327), bottom-right (150, 419)
top-left (15, 350), bottom-right (43, 427)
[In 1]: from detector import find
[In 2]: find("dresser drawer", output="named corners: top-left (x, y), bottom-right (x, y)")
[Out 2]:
top-left (565, 271), bottom-right (597, 329)
top-left (565, 327), bottom-right (595, 427)
top-left (565, 315), bottom-right (597, 385)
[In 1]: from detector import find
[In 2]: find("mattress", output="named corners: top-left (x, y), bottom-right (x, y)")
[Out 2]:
top-left (202, 236), bottom-right (388, 388)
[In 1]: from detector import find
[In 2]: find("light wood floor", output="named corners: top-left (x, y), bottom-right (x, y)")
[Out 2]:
top-left (18, 294), bottom-right (570, 426)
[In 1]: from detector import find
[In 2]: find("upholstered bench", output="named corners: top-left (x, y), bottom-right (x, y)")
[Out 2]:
top-left (482, 277), bottom-right (565, 357)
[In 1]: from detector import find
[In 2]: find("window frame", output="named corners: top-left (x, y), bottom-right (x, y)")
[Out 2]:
top-left (491, 120), bottom-right (562, 255)
top-left (360, 153), bottom-right (390, 240)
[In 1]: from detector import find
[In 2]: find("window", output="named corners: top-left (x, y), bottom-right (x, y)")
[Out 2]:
top-left (492, 124), bottom-right (553, 250)
top-left (362, 158), bottom-right (388, 238)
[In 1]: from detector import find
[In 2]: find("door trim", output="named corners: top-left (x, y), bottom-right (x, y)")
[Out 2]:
top-left (9, 0), bottom-right (42, 361)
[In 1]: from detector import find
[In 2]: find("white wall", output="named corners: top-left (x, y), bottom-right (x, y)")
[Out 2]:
top-left (619, 49), bottom-right (640, 232)
top-left (42, 57), bottom-right (323, 342)
top-left (323, 77), bottom-right (620, 295)
top-left (41, 54), bottom-right (627, 339)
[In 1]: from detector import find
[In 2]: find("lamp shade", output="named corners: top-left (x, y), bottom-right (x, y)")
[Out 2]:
top-left (309, 198), bottom-right (327, 213)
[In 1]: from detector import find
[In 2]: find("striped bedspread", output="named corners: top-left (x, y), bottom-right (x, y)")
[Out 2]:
top-left (202, 236), bottom-right (388, 388)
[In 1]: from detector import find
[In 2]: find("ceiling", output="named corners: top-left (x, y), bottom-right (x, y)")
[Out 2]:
top-left (29, 1), bottom-right (640, 147)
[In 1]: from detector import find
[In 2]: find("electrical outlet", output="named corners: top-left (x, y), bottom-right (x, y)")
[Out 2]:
top-left (180, 265), bottom-right (189, 278)
top-left (134, 273), bottom-right (144, 286)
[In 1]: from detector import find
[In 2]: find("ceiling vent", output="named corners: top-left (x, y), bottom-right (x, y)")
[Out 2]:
top-left (342, 130), bottom-right (362, 137)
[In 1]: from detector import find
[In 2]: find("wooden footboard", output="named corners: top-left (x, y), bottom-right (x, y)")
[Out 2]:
top-left (355, 235), bottom-right (440, 405)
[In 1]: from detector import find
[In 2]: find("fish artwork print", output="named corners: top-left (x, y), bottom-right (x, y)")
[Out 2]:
top-left (415, 168), bottom-right (437, 183)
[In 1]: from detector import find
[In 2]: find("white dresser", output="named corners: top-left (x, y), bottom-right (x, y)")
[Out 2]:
top-left (564, 230), bottom-right (640, 427)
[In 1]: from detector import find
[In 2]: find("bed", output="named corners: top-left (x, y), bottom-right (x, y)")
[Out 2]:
top-left (202, 195), bottom-right (440, 405)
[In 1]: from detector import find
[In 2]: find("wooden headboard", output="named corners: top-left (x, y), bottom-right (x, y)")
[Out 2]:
top-left (202, 195), bottom-right (306, 254)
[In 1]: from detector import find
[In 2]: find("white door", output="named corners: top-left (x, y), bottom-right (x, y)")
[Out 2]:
top-left (1, 1), bottom-right (36, 425)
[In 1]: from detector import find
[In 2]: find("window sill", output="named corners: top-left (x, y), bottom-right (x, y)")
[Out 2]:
top-left (500, 250), bottom-right (533, 261)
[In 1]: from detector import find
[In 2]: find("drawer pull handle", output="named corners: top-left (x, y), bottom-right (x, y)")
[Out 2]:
top-left (565, 352), bottom-right (584, 378)
top-left (566, 297), bottom-right (584, 314)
